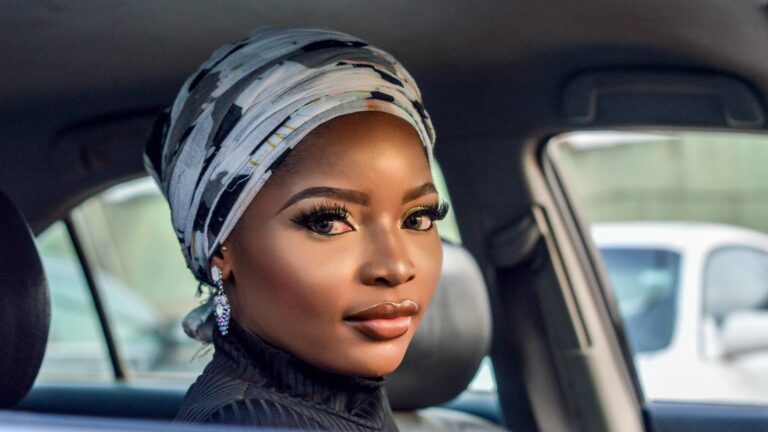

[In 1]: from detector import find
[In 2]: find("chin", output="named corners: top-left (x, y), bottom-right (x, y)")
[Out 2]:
top-left (348, 359), bottom-right (404, 378)
top-left (336, 342), bottom-right (410, 377)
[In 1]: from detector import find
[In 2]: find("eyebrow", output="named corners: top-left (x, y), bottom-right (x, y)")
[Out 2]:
top-left (276, 182), bottom-right (438, 214)
top-left (401, 182), bottom-right (438, 204)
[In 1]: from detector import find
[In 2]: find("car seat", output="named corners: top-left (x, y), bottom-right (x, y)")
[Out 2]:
top-left (0, 190), bottom-right (50, 408)
top-left (387, 242), bottom-right (506, 431)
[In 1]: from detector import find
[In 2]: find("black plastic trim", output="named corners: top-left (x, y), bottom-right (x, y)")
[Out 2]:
top-left (563, 71), bottom-right (766, 128)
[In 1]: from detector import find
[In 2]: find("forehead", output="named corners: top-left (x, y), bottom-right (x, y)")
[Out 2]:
top-left (272, 111), bottom-right (431, 184)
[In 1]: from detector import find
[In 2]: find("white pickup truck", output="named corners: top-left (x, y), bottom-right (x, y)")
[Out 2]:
top-left (592, 222), bottom-right (768, 405)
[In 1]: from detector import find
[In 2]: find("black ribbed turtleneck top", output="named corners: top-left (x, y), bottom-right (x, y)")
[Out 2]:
top-left (174, 320), bottom-right (400, 431)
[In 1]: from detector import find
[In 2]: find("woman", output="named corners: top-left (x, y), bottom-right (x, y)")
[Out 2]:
top-left (144, 28), bottom-right (446, 430)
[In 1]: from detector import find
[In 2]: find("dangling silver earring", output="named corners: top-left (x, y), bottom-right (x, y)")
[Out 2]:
top-left (211, 266), bottom-right (230, 336)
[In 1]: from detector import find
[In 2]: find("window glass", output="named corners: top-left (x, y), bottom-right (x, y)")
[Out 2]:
top-left (549, 130), bottom-right (768, 405)
top-left (71, 177), bottom-right (212, 380)
top-left (468, 357), bottom-right (497, 392)
top-left (36, 222), bottom-right (112, 382)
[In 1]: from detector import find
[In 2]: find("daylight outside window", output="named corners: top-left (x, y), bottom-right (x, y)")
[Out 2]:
top-left (548, 130), bottom-right (768, 405)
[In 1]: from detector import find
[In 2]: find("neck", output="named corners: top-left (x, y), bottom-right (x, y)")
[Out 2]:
top-left (212, 320), bottom-right (392, 423)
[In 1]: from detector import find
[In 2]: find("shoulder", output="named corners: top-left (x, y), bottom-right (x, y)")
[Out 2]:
top-left (174, 353), bottom-right (253, 423)
top-left (174, 356), bottom-right (322, 428)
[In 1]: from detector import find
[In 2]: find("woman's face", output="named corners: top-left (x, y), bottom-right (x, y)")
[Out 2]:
top-left (211, 111), bottom-right (443, 377)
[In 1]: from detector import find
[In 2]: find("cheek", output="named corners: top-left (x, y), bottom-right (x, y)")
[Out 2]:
top-left (242, 229), bottom-right (359, 321)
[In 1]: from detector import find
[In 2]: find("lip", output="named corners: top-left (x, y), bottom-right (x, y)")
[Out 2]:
top-left (344, 300), bottom-right (419, 341)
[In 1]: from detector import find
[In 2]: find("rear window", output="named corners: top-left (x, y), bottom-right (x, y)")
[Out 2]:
top-left (599, 248), bottom-right (681, 353)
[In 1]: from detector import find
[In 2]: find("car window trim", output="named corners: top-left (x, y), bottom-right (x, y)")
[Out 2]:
top-left (64, 216), bottom-right (125, 380)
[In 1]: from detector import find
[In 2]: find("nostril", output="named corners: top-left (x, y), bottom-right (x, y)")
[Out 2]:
top-left (372, 274), bottom-right (415, 287)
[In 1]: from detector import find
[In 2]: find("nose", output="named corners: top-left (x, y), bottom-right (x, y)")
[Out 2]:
top-left (360, 229), bottom-right (416, 287)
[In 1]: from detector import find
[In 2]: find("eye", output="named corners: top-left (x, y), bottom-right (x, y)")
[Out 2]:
top-left (402, 202), bottom-right (450, 232)
top-left (290, 203), bottom-right (356, 237)
top-left (307, 218), bottom-right (355, 236)
top-left (403, 213), bottom-right (433, 231)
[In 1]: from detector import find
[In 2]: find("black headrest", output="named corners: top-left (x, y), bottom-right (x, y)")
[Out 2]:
top-left (0, 190), bottom-right (50, 408)
top-left (386, 242), bottom-right (492, 410)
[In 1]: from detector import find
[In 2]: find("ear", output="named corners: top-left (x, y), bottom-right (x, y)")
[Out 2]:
top-left (209, 243), bottom-right (235, 281)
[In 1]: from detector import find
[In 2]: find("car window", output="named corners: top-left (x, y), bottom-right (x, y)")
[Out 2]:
top-left (702, 246), bottom-right (768, 362)
top-left (548, 130), bottom-right (768, 405)
top-left (468, 357), bottom-right (497, 392)
top-left (35, 222), bottom-right (112, 382)
top-left (704, 247), bottom-right (768, 318)
top-left (68, 177), bottom-right (213, 380)
top-left (35, 162), bottom-right (474, 385)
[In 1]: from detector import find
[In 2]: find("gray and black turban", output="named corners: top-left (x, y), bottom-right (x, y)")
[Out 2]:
top-left (144, 27), bottom-right (435, 284)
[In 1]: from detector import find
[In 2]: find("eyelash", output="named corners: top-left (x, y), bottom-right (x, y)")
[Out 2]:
top-left (290, 201), bottom-right (450, 236)
top-left (402, 202), bottom-right (450, 232)
top-left (290, 202), bottom-right (352, 235)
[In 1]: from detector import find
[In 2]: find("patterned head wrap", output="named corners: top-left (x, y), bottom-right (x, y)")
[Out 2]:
top-left (144, 27), bottom-right (435, 284)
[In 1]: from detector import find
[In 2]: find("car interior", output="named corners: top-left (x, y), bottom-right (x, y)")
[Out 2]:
top-left (2, 191), bottom-right (503, 430)
top-left (3, 1), bottom-right (768, 431)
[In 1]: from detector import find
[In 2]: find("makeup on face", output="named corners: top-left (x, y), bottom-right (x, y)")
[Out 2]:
top-left (343, 300), bottom-right (419, 341)
top-left (216, 111), bottom-right (444, 377)
top-left (284, 185), bottom-right (449, 238)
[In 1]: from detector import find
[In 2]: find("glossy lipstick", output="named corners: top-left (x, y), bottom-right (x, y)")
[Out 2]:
top-left (344, 300), bottom-right (419, 341)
